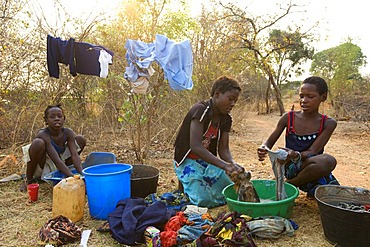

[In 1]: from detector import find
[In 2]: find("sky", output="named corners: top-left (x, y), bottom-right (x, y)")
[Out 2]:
top-left (36, 0), bottom-right (370, 78)
top-left (241, 0), bottom-right (370, 78)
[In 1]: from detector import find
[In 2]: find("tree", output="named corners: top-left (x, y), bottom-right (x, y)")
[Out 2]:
top-left (0, 0), bottom-right (119, 147)
top-left (310, 41), bottom-right (366, 98)
top-left (220, 1), bottom-right (315, 115)
top-left (190, 4), bottom-right (251, 97)
top-left (96, 0), bottom-right (197, 162)
top-left (268, 29), bottom-right (314, 87)
top-left (310, 41), bottom-right (367, 118)
top-left (0, 0), bottom-right (48, 146)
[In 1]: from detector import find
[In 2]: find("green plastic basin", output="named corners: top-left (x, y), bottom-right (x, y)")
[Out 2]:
top-left (222, 179), bottom-right (299, 218)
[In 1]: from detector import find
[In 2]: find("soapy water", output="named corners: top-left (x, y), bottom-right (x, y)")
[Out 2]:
top-left (259, 198), bottom-right (276, 203)
top-left (337, 202), bottom-right (370, 212)
top-left (237, 197), bottom-right (276, 203)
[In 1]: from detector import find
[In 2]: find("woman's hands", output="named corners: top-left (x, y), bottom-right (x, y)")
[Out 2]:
top-left (257, 145), bottom-right (301, 164)
top-left (257, 145), bottom-right (268, 161)
top-left (280, 147), bottom-right (301, 163)
top-left (225, 162), bottom-right (244, 177)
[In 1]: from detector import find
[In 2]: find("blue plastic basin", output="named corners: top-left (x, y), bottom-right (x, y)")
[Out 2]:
top-left (43, 166), bottom-right (81, 186)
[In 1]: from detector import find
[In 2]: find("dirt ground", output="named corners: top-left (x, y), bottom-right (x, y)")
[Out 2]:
top-left (0, 112), bottom-right (369, 246)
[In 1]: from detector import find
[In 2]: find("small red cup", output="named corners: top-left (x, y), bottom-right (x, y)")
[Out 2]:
top-left (27, 183), bottom-right (39, 202)
top-left (365, 204), bottom-right (370, 211)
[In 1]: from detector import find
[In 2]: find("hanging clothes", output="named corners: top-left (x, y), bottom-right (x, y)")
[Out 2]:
top-left (47, 35), bottom-right (77, 78)
top-left (47, 35), bottom-right (114, 78)
top-left (74, 42), bottom-right (114, 78)
top-left (155, 34), bottom-right (193, 91)
top-left (124, 34), bottom-right (193, 93)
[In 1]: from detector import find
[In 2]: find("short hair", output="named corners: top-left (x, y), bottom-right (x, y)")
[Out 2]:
top-left (44, 104), bottom-right (64, 124)
top-left (211, 76), bottom-right (241, 97)
top-left (302, 76), bottom-right (328, 95)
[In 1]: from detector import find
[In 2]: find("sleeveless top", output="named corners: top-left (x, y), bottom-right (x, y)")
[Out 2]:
top-left (174, 99), bottom-right (232, 166)
top-left (187, 122), bottom-right (219, 160)
top-left (285, 111), bottom-right (327, 154)
top-left (45, 127), bottom-right (67, 155)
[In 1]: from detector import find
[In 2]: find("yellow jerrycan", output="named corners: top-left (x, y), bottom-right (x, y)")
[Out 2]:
top-left (52, 175), bottom-right (86, 222)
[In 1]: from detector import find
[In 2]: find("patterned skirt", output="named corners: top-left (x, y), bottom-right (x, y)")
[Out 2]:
top-left (174, 159), bottom-right (232, 208)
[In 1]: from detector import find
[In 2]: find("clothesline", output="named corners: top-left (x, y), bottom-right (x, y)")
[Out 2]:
top-left (47, 34), bottom-right (194, 94)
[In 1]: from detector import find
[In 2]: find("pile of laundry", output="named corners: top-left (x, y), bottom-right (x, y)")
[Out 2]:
top-left (36, 188), bottom-right (298, 246)
top-left (38, 215), bottom-right (82, 246)
top-left (102, 190), bottom-right (298, 246)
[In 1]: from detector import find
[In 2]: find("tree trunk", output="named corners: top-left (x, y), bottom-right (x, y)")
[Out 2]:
top-left (267, 72), bottom-right (285, 115)
top-left (264, 81), bottom-right (270, 114)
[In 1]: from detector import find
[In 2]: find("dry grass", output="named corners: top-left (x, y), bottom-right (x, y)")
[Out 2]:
top-left (0, 169), bottom-right (329, 247)
top-left (1, 112), bottom-right (369, 246)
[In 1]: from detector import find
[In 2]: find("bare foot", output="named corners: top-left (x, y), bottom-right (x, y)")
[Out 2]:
top-left (19, 178), bottom-right (38, 192)
top-left (19, 181), bottom-right (27, 192)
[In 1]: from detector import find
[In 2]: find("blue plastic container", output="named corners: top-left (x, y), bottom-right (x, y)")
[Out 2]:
top-left (83, 152), bottom-right (116, 168)
top-left (83, 163), bottom-right (132, 220)
top-left (43, 166), bottom-right (82, 186)
top-left (43, 152), bottom-right (117, 186)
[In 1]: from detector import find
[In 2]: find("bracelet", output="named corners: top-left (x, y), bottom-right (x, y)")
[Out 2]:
top-left (291, 151), bottom-right (301, 163)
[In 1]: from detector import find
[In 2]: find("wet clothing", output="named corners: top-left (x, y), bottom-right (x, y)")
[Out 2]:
top-left (285, 111), bottom-right (339, 196)
top-left (266, 148), bottom-right (288, 200)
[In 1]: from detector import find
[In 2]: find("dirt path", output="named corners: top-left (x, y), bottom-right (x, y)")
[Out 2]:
top-left (231, 113), bottom-right (370, 189)
top-left (226, 113), bottom-right (370, 246)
